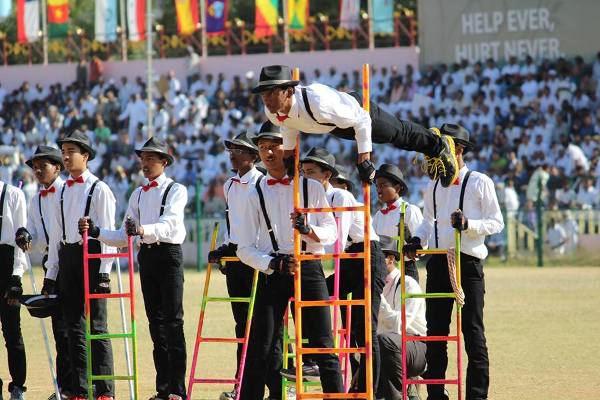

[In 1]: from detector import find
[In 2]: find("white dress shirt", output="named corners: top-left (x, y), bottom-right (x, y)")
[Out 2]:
top-left (0, 182), bottom-right (28, 277)
top-left (377, 268), bottom-right (426, 336)
top-left (325, 184), bottom-right (378, 252)
top-left (98, 173), bottom-right (187, 247)
top-left (26, 177), bottom-right (64, 256)
top-left (265, 83), bottom-right (372, 154)
top-left (415, 166), bottom-right (504, 260)
top-left (223, 168), bottom-right (263, 245)
top-left (237, 176), bottom-right (337, 273)
top-left (373, 197), bottom-right (425, 260)
top-left (45, 169), bottom-right (116, 280)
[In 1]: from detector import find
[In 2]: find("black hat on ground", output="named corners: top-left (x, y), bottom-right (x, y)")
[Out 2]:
top-left (224, 132), bottom-right (258, 153)
top-left (251, 121), bottom-right (284, 144)
top-left (331, 165), bottom-right (355, 193)
top-left (300, 147), bottom-right (338, 177)
top-left (379, 235), bottom-right (401, 261)
top-left (26, 145), bottom-right (63, 169)
top-left (20, 294), bottom-right (59, 318)
top-left (375, 164), bottom-right (407, 193)
top-left (440, 123), bottom-right (475, 152)
top-left (135, 136), bottom-right (175, 166)
top-left (252, 65), bottom-right (300, 94)
top-left (56, 130), bottom-right (96, 160)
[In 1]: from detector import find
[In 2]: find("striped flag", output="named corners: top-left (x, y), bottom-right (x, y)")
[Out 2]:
top-left (0, 0), bottom-right (12, 21)
top-left (127, 0), bottom-right (146, 41)
top-left (95, 0), bottom-right (117, 42)
top-left (339, 0), bottom-right (360, 30)
top-left (287, 0), bottom-right (307, 31)
top-left (17, 0), bottom-right (39, 43)
top-left (372, 0), bottom-right (394, 34)
top-left (48, 0), bottom-right (69, 38)
top-left (255, 0), bottom-right (278, 38)
top-left (175, 0), bottom-right (199, 35)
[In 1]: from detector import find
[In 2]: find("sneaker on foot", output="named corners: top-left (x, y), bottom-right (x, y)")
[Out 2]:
top-left (167, 395), bottom-right (183, 400)
top-left (280, 364), bottom-right (320, 382)
top-left (286, 386), bottom-right (296, 400)
top-left (219, 386), bottom-right (237, 400)
top-left (9, 387), bottom-right (25, 400)
top-left (422, 128), bottom-right (458, 188)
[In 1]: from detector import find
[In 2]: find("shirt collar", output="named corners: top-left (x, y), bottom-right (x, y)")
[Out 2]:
top-left (145, 173), bottom-right (167, 186)
top-left (237, 167), bottom-right (259, 183)
top-left (48, 176), bottom-right (64, 190)
top-left (289, 90), bottom-right (299, 118)
top-left (325, 183), bottom-right (335, 196)
top-left (69, 169), bottom-right (91, 182)
top-left (386, 268), bottom-right (400, 284)
top-left (457, 165), bottom-right (469, 182)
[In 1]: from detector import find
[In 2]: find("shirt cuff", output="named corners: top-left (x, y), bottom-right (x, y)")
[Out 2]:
top-left (141, 224), bottom-right (158, 242)
top-left (355, 126), bottom-right (372, 154)
top-left (466, 219), bottom-right (481, 234)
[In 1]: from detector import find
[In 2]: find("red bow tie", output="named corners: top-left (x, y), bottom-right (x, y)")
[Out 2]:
top-left (66, 176), bottom-right (84, 187)
top-left (40, 186), bottom-right (56, 197)
top-left (142, 180), bottom-right (159, 192)
top-left (453, 178), bottom-right (460, 185)
top-left (381, 204), bottom-right (397, 215)
top-left (276, 114), bottom-right (289, 122)
top-left (267, 177), bottom-right (291, 186)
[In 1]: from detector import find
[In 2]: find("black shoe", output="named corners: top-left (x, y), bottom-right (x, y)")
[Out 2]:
top-left (423, 131), bottom-right (458, 188)
top-left (280, 364), bottom-right (320, 382)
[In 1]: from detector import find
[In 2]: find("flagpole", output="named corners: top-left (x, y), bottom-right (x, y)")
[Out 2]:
top-left (282, 0), bottom-right (289, 53)
top-left (200, 0), bottom-right (207, 58)
top-left (367, 0), bottom-right (374, 49)
top-left (41, 0), bottom-right (48, 65)
top-left (119, 0), bottom-right (128, 61)
top-left (146, 0), bottom-right (153, 138)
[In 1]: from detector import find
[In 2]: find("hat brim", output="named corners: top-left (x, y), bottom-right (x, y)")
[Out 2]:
top-left (251, 80), bottom-right (300, 94)
top-left (454, 139), bottom-right (475, 152)
top-left (332, 175), bottom-right (355, 192)
top-left (300, 156), bottom-right (339, 177)
top-left (20, 294), bottom-right (59, 319)
top-left (382, 249), bottom-right (401, 261)
top-left (26, 154), bottom-right (64, 169)
top-left (251, 134), bottom-right (283, 144)
top-left (224, 139), bottom-right (258, 153)
top-left (57, 138), bottom-right (96, 160)
top-left (135, 148), bottom-right (175, 166)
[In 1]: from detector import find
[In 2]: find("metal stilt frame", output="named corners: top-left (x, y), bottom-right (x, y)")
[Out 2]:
top-left (397, 205), bottom-right (463, 400)
top-left (291, 64), bottom-right (374, 399)
top-left (82, 231), bottom-right (139, 399)
top-left (187, 222), bottom-right (260, 400)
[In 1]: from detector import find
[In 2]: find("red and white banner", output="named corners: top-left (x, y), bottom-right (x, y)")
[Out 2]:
top-left (127, 0), bottom-right (145, 41)
top-left (17, 0), bottom-right (40, 43)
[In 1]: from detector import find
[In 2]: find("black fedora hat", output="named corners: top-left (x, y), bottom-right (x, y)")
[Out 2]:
top-left (251, 121), bottom-right (284, 144)
top-left (20, 294), bottom-right (59, 318)
top-left (375, 164), bottom-right (407, 190)
top-left (440, 123), bottom-right (475, 152)
top-left (224, 132), bottom-right (258, 153)
top-left (135, 136), bottom-right (175, 166)
top-left (300, 147), bottom-right (338, 177)
top-left (331, 165), bottom-right (355, 193)
top-left (252, 65), bottom-right (300, 94)
top-left (379, 235), bottom-right (401, 261)
top-left (57, 130), bottom-right (96, 160)
top-left (26, 145), bottom-right (64, 169)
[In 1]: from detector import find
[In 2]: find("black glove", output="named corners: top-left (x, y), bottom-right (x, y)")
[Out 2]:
top-left (6, 275), bottom-right (23, 300)
top-left (403, 236), bottom-right (422, 260)
top-left (283, 156), bottom-right (295, 178)
top-left (268, 254), bottom-right (297, 276)
top-left (41, 278), bottom-right (56, 295)
top-left (450, 209), bottom-right (468, 231)
top-left (79, 217), bottom-right (100, 238)
top-left (15, 227), bottom-right (32, 251)
top-left (292, 213), bottom-right (311, 235)
top-left (95, 273), bottom-right (111, 294)
top-left (357, 160), bottom-right (376, 184)
top-left (208, 244), bottom-right (229, 264)
top-left (125, 216), bottom-right (140, 236)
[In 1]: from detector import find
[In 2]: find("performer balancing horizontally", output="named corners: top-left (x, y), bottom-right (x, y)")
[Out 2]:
top-left (78, 137), bottom-right (188, 400)
top-left (252, 65), bottom-right (459, 187)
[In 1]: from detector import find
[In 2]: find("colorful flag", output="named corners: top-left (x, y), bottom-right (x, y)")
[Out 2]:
top-left (175, 0), bottom-right (199, 35)
top-left (95, 0), bottom-right (117, 42)
top-left (48, 0), bottom-right (69, 38)
top-left (0, 0), bottom-right (12, 21)
top-left (127, 0), bottom-right (145, 41)
top-left (17, 0), bottom-right (39, 43)
top-left (339, 0), bottom-right (360, 30)
top-left (206, 0), bottom-right (227, 35)
top-left (287, 0), bottom-right (307, 31)
top-left (372, 0), bottom-right (393, 34)
top-left (255, 0), bottom-right (278, 38)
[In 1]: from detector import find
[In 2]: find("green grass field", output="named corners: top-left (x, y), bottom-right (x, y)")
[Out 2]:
top-left (2, 265), bottom-right (600, 399)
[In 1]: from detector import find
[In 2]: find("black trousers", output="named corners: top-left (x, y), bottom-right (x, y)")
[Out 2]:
top-left (325, 241), bottom-right (387, 393)
top-left (376, 332), bottom-right (426, 400)
top-left (43, 254), bottom-right (73, 393)
top-left (424, 254), bottom-right (489, 400)
top-left (240, 260), bottom-right (343, 400)
top-left (58, 241), bottom-right (114, 398)
top-left (0, 244), bottom-right (26, 392)
top-left (331, 92), bottom-right (443, 157)
top-left (138, 243), bottom-right (187, 399)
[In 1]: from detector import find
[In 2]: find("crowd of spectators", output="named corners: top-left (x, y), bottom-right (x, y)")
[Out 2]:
top-left (1, 53), bottom-right (599, 229)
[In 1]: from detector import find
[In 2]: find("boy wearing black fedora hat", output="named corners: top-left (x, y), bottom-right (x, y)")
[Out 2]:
top-left (406, 124), bottom-right (504, 400)
top-left (252, 64), bottom-right (459, 187)
top-left (300, 147), bottom-right (387, 394)
top-left (44, 130), bottom-right (116, 400)
top-left (330, 165), bottom-right (355, 194)
top-left (18, 145), bottom-right (73, 399)
top-left (0, 179), bottom-right (28, 400)
top-left (78, 136), bottom-right (188, 400)
top-left (236, 121), bottom-right (344, 400)
top-left (372, 163), bottom-right (424, 283)
top-left (206, 132), bottom-right (265, 400)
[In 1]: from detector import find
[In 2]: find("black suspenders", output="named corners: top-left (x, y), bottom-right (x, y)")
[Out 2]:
top-left (432, 170), bottom-right (472, 248)
top-left (459, 171), bottom-right (472, 214)
top-left (0, 183), bottom-right (7, 241)
top-left (60, 179), bottom-right (99, 241)
top-left (38, 193), bottom-right (50, 245)
top-left (136, 181), bottom-right (176, 221)
top-left (224, 180), bottom-right (235, 238)
top-left (301, 87), bottom-right (336, 127)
